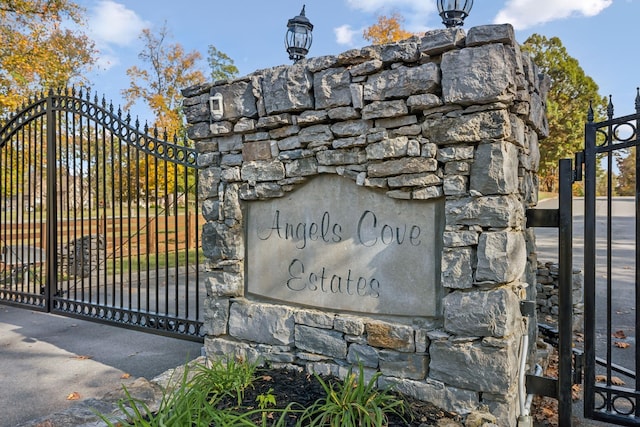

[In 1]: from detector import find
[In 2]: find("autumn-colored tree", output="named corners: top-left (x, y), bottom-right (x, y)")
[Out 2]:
top-left (0, 0), bottom-right (96, 117)
top-left (123, 25), bottom-right (238, 203)
top-left (616, 148), bottom-right (635, 196)
top-left (522, 35), bottom-right (607, 192)
top-left (363, 13), bottom-right (413, 45)
top-left (208, 46), bottom-right (238, 82)
top-left (123, 24), bottom-right (206, 136)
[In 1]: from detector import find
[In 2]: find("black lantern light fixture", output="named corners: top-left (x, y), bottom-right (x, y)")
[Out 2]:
top-left (437, 0), bottom-right (473, 28)
top-left (285, 5), bottom-right (313, 63)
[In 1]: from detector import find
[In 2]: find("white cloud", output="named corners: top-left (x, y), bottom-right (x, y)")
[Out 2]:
top-left (334, 24), bottom-right (361, 46)
top-left (494, 0), bottom-right (613, 29)
top-left (89, 0), bottom-right (149, 46)
top-left (86, 1), bottom-right (149, 71)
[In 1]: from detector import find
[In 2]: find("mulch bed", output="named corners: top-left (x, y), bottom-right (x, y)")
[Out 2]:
top-left (217, 367), bottom-right (463, 426)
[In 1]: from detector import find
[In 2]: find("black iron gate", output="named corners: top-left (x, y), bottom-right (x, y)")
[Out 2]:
top-left (528, 93), bottom-right (640, 426)
top-left (0, 89), bottom-right (204, 342)
top-left (527, 157), bottom-right (577, 426)
top-left (580, 94), bottom-right (640, 424)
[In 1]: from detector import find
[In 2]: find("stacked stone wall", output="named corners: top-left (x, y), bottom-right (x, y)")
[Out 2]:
top-left (537, 261), bottom-right (584, 331)
top-left (183, 24), bottom-right (548, 426)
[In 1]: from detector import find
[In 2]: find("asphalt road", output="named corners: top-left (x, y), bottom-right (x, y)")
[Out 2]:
top-left (0, 305), bottom-right (203, 427)
top-left (535, 197), bottom-right (637, 365)
top-left (535, 197), bottom-right (637, 424)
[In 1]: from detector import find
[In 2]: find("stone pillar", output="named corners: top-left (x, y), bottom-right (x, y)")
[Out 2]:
top-left (184, 23), bottom-right (547, 427)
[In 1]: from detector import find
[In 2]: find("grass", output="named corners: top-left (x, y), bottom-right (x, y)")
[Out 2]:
top-left (98, 358), bottom-right (407, 427)
top-left (538, 191), bottom-right (557, 200)
top-left (0, 248), bottom-right (202, 285)
top-left (98, 358), bottom-right (264, 427)
top-left (105, 248), bottom-right (204, 274)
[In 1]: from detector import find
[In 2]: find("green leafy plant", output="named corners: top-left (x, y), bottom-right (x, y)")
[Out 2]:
top-left (97, 357), bottom-right (260, 427)
top-left (190, 357), bottom-right (258, 405)
top-left (257, 388), bottom-right (277, 410)
top-left (98, 358), bottom-right (408, 427)
top-left (257, 388), bottom-right (277, 426)
top-left (299, 364), bottom-right (407, 427)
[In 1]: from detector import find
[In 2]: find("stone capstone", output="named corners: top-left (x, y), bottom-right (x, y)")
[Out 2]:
top-left (466, 24), bottom-right (516, 47)
top-left (261, 65), bottom-right (314, 114)
top-left (441, 44), bottom-right (516, 105)
top-left (420, 28), bottom-right (466, 56)
top-left (379, 39), bottom-right (421, 63)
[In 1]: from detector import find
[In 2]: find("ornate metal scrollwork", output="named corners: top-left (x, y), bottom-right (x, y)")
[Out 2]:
top-left (1, 88), bottom-right (200, 168)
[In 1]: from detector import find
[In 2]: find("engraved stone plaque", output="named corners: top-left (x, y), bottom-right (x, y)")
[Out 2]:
top-left (245, 175), bottom-right (444, 317)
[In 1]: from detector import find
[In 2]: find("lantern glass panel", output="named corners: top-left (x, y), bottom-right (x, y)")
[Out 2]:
top-left (292, 27), bottom-right (308, 48)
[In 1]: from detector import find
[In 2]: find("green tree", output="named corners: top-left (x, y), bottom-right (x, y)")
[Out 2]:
top-left (0, 0), bottom-right (96, 117)
top-left (208, 46), bottom-right (238, 82)
top-left (363, 13), bottom-right (413, 45)
top-left (522, 34), bottom-right (607, 192)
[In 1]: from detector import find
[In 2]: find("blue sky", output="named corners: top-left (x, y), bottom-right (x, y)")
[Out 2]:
top-left (77, 0), bottom-right (639, 119)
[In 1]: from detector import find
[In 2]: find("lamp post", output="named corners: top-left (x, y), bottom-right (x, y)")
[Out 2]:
top-left (437, 0), bottom-right (473, 28)
top-left (285, 5), bottom-right (313, 63)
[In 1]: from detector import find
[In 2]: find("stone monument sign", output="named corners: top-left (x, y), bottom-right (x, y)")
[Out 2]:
top-left (184, 23), bottom-right (547, 426)
top-left (246, 174), bottom-right (443, 316)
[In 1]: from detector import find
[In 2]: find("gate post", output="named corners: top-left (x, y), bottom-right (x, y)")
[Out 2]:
top-left (582, 113), bottom-right (597, 421)
top-left (558, 157), bottom-right (574, 425)
top-left (45, 90), bottom-right (58, 310)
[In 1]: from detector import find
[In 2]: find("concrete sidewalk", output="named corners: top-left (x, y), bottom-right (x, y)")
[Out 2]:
top-left (0, 305), bottom-right (203, 427)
